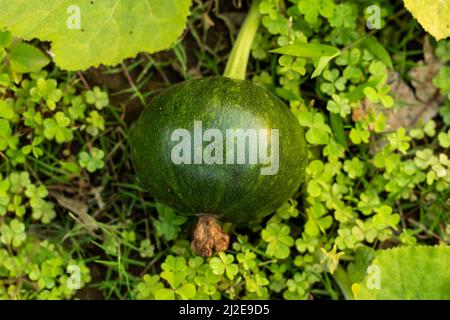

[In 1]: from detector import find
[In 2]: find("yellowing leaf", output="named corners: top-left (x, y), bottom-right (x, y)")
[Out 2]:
top-left (353, 246), bottom-right (450, 299)
top-left (403, 0), bottom-right (450, 40)
top-left (0, 0), bottom-right (191, 70)
top-left (9, 42), bottom-right (50, 73)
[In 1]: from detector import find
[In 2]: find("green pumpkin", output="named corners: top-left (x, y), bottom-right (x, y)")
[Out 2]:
top-left (130, 76), bottom-right (307, 224)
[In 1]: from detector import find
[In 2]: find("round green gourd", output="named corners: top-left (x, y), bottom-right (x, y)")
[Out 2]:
top-left (130, 76), bottom-right (307, 255)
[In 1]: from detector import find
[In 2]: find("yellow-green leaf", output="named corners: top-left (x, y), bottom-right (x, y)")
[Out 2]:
top-left (9, 42), bottom-right (50, 73)
top-left (353, 246), bottom-right (450, 299)
top-left (0, 0), bottom-right (191, 71)
top-left (403, 0), bottom-right (450, 40)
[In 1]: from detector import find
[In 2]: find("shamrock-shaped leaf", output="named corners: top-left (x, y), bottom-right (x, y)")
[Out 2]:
top-left (160, 255), bottom-right (188, 289)
top-left (22, 137), bottom-right (44, 158)
top-left (135, 275), bottom-right (165, 300)
top-left (372, 205), bottom-right (400, 230)
top-left (343, 157), bottom-right (365, 179)
top-left (43, 112), bottom-right (73, 143)
top-left (295, 232), bottom-right (320, 253)
top-left (349, 122), bottom-right (370, 145)
top-left (78, 147), bottom-right (105, 173)
top-left (279, 55), bottom-right (307, 75)
top-left (0, 119), bottom-right (18, 151)
top-left (329, 3), bottom-right (357, 29)
top-left (8, 172), bottom-right (30, 194)
top-left (245, 273), bottom-right (270, 297)
top-left (321, 69), bottom-right (346, 95)
top-left (388, 128), bottom-right (411, 154)
top-left (237, 250), bottom-right (257, 271)
top-left (23, 108), bottom-right (43, 128)
top-left (85, 87), bottom-right (109, 110)
top-left (306, 160), bottom-right (333, 198)
top-left (25, 184), bottom-right (48, 207)
top-left (357, 190), bottom-right (380, 216)
top-left (438, 130), bottom-right (450, 148)
top-left (0, 98), bottom-right (14, 120)
top-left (30, 78), bottom-right (62, 110)
top-left (68, 96), bottom-right (87, 120)
top-left (0, 219), bottom-right (27, 247)
top-left (262, 223), bottom-right (294, 259)
top-left (153, 202), bottom-right (187, 241)
top-left (209, 252), bottom-right (239, 280)
top-left (305, 202), bottom-right (332, 237)
top-left (8, 195), bottom-right (25, 217)
top-left (298, 0), bottom-right (335, 24)
top-left (86, 111), bottom-right (105, 136)
top-left (139, 239), bottom-right (155, 258)
top-left (364, 85), bottom-right (394, 108)
top-left (297, 111), bottom-right (331, 145)
top-left (327, 93), bottom-right (351, 117)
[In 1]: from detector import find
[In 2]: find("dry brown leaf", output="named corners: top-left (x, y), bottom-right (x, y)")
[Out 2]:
top-left (408, 37), bottom-right (441, 103)
top-left (50, 191), bottom-right (99, 234)
top-left (383, 37), bottom-right (441, 130)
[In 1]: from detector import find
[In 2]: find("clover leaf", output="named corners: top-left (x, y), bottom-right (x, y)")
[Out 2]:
top-left (29, 78), bottom-right (62, 110)
top-left (438, 130), bottom-right (450, 148)
top-left (0, 119), bottom-right (18, 151)
top-left (9, 171), bottom-right (30, 194)
top-left (372, 205), bottom-right (400, 230)
top-left (349, 122), bottom-right (370, 144)
top-left (329, 3), bottom-right (357, 29)
top-left (297, 111), bottom-right (331, 145)
top-left (78, 148), bottom-right (105, 173)
top-left (388, 128), bottom-right (411, 154)
top-left (298, 0), bottom-right (335, 24)
top-left (0, 219), bottom-right (27, 248)
top-left (343, 157), bottom-right (365, 179)
top-left (139, 239), bottom-right (155, 258)
top-left (245, 273), bottom-right (270, 297)
top-left (321, 69), bottom-right (346, 96)
top-left (160, 255), bottom-right (187, 288)
top-left (43, 112), bottom-right (73, 143)
top-left (22, 137), bottom-right (44, 158)
top-left (237, 249), bottom-right (257, 271)
top-left (153, 202), bottom-right (188, 241)
top-left (85, 87), bottom-right (109, 110)
top-left (209, 252), bottom-right (239, 280)
top-left (0, 98), bottom-right (14, 120)
top-left (304, 202), bottom-right (332, 237)
top-left (262, 223), bottom-right (294, 259)
top-left (135, 275), bottom-right (165, 299)
top-left (86, 111), bottom-right (105, 136)
top-left (327, 93), bottom-right (351, 117)
top-left (295, 232), bottom-right (320, 253)
top-left (363, 85), bottom-right (394, 108)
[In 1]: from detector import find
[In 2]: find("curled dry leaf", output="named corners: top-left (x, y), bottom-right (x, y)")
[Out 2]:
top-left (357, 37), bottom-right (442, 131)
top-left (50, 191), bottom-right (98, 234)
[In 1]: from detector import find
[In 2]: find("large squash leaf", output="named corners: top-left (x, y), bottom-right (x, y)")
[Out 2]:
top-left (403, 0), bottom-right (450, 40)
top-left (352, 246), bottom-right (450, 299)
top-left (0, 0), bottom-right (191, 70)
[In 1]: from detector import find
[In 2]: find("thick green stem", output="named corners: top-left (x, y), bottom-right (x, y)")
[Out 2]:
top-left (223, 0), bottom-right (262, 80)
top-left (333, 266), bottom-right (355, 300)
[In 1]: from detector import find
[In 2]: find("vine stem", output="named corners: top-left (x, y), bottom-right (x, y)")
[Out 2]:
top-left (223, 0), bottom-right (262, 80)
